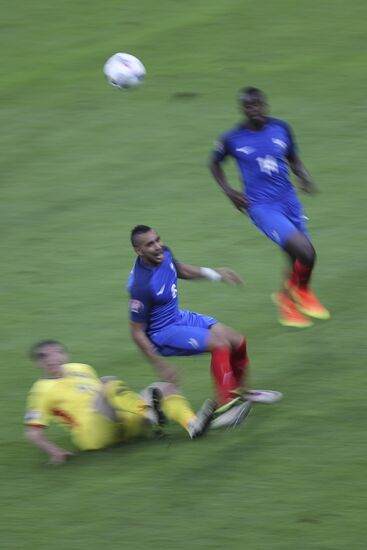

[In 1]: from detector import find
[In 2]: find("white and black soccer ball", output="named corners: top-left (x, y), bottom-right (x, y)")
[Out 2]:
top-left (103, 53), bottom-right (146, 89)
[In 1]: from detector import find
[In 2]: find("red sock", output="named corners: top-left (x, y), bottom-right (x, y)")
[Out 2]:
top-left (289, 260), bottom-right (313, 289)
top-left (231, 338), bottom-right (249, 390)
top-left (210, 347), bottom-right (238, 406)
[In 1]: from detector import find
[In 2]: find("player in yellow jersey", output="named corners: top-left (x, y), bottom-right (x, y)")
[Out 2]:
top-left (24, 340), bottom-right (216, 464)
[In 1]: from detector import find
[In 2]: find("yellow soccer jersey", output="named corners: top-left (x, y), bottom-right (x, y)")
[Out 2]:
top-left (24, 363), bottom-right (102, 430)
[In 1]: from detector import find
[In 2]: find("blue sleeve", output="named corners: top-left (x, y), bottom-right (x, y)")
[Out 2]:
top-left (164, 246), bottom-right (179, 267)
top-left (211, 133), bottom-right (230, 162)
top-left (272, 119), bottom-right (298, 159)
top-left (129, 285), bottom-right (152, 324)
top-left (282, 121), bottom-right (298, 159)
top-left (286, 124), bottom-right (298, 159)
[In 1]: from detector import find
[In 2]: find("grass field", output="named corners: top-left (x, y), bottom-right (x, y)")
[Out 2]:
top-left (2, 0), bottom-right (367, 548)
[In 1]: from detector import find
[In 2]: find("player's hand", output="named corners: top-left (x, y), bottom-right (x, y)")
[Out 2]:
top-left (299, 180), bottom-right (318, 195)
top-left (216, 268), bottom-right (244, 286)
top-left (48, 447), bottom-right (75, 465)
top-left (158, 364), bottom-right (180, 386)
top-left (227, 189), bottom-right (249, 212)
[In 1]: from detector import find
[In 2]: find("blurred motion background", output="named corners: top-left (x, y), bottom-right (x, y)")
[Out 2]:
top-left (1, 0), bottom-right (366, 548)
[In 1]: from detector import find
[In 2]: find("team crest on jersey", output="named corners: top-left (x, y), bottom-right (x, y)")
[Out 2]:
top-left (130, 299), bottom-right (144, 314)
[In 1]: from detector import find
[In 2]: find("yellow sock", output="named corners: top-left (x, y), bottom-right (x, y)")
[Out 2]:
top-left (161, 394), bottom-right (196, 431)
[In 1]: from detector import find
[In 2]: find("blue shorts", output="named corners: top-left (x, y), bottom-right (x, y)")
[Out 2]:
top-left (248, 193), bottom-right (310, 248)
top-left (149, 310), bottom-right (218, 357)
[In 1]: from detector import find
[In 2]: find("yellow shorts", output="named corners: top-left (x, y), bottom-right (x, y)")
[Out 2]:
top-left (71, 409), bottom-right (122, 451)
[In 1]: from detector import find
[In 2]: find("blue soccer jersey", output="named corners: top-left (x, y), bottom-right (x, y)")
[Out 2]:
top-left (127, 247), bottom-right (180, 334)
top-left (127, 247), bottom-right (218, 356)
top-left (212, 117), bottom-right (298, 204)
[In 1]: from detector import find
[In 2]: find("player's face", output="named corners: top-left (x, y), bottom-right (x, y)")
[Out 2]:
top-left (240, 93), bottom-right (267, 127)
top-left (134, 229), bottom-right (165, 266)
top-left (35, 345), bottom-right (68, 377)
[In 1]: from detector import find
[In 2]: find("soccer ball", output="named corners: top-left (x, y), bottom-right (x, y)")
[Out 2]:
top-left (103, 53), bottom-right (146, 89)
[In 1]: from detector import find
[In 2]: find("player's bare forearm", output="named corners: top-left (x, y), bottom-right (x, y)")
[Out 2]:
top-left (289, 156), bottom-right (317, 194)
top-left (209, 159), bottom-right (233, 194)
top-left (25, 427), bottom-right (74, 464)
top-left (209, 159), bottom-right (248, 211)
top-left (176, 262), bottom-right (243, 286)
top-left (176, 263), bottom-right (204, 280)
top-left (130, 322), bottom-right (180, 386)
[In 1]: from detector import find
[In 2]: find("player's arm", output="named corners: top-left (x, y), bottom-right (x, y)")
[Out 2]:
top-left (288, 152), bottom-right (317, 194)
top-left (285, 124), bottom-right (317, 194)
top-left (130, 321), bottom-right (180, 388)
top-left (175, 261), bottom-right (243, 286)
top-left (24, 383), bottom-right (75, 464)
top-left (209, 158), bottom-right (248, 212)
top-left (24, 426), bottom-right (75, 465)
top-left (209, 136), bottom-right (248, 211)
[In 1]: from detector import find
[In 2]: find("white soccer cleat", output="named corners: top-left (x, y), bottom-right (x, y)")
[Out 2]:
top-left (149, 387), bottom-right (167, 426)
top-left (211, 400), bottom-right (252, 430)
top-left (243, 389), bottom-right (283, 404)
top-left (187, 399), bottom-right (216, 439)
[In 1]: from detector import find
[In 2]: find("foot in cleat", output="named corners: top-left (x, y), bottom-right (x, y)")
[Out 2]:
top-left (272, 291), bottom-right (313, 328)
top-left (211, 400), bottom-right (252, 430)
top-left (188, 399), bottom-right (216, 439)
top-left (149, 387), bottom-right (167, 426)
top-left (213, 396), bottom-right (243, 417)
top-left (286, 284), bottom-right (330, 320)
top-left (243, 389), bottom-right (283, 404)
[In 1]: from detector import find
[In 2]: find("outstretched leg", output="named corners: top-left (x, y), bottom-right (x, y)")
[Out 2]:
top-left (207, 324), bottom-right (245, 406)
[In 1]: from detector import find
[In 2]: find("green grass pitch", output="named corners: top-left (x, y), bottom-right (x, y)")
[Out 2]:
top-left (1, 0), bottom-right (367, 548)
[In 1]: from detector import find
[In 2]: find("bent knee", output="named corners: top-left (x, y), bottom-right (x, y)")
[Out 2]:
top-left (285, 234), bottom-right (316, 266)
top-left (299, 244), bottom-right (316, 265)
top-left (207, 332), bottom-right (229, 350)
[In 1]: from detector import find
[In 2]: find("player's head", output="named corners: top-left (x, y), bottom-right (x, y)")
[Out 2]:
top-left (239, 87), bottom-right (267, 127)
top-left (130, 225), bottom-right (164, 267)
top-left (30, 340), bottom-right (68, 377)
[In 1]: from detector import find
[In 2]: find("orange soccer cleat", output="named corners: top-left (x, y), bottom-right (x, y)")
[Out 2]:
top-left (286, 284), bottom-right (330, 320)
top-left (272, 291), bottom-right (313, 328)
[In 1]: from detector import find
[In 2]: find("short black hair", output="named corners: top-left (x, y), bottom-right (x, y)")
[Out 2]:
top-left (130, 225), bottom-right (152, 246)
top-left (30, 340), bottom-right (66, 360)
top-left (239, 86), bottom-right (266, 100)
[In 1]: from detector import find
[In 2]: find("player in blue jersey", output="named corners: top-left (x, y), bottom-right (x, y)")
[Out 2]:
top-left (209, 87), bottom-right (330, 327)
top-left (127, 225), bottom-right (282, 419)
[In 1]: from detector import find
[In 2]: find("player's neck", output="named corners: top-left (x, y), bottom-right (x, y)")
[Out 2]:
top-left (44, 365), bottom-right (65, 378)
top-left (139, 256), bottom-right (159, 269)
top-left (243, 118), bottom-right (267, 131)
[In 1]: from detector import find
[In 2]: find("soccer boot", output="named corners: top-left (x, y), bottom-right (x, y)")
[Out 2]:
top-left (242, 389), bottom-right (283, 404)
top-left (211, 400), bottom-right (252, 430)
top-left (149, 387), bottom-right (167, 427)
top-left (272, 291), bottom-right (313, 328)
top-left (140, 387), bottom-right (168, 428)
top-left (213, 396), bottom-right (243, 417)
top-left (187, 399), bottom-right (216, 439)
top-left (286, 284), bottom-right (330, 320)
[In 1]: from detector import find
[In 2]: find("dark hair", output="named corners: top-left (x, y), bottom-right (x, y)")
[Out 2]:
top-left (239, 86), bottom-right (266, 100)
top-left (130, 225), bottom-right (152, 246)
top-left (30, 340), bottom-right (66, 360)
